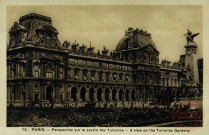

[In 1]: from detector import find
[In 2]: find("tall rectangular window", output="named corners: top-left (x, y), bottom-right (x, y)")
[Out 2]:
top-left (119, 74), bottom-right (123, 83)
top-left (99, 72), bottom-right (103, 82)
top-left (83, 70), bottom-right (87, 81)
top-left (46, 72), bottom-right (53, 78)
top-left (106, 72), bottom-right (110, 82)
top-left (67, 70), bottom-right (71, 79)
top-left (91, 62), bottom-right (94, 67)
top-left (106, 64), bottom-right (109, 69)
top-left (75, 60), bottom-right (78, 65)
top-left (171, 79), bottom-right (173, 86)
top-left (99, 62), bottom-right (102, 68)
top-left (113, 73), bottom-right (117, 83)
top-left (162, 78), bottom-right (165, 86)
top-left (33, 65), bottom-right (39, 77)
top-left (91, 71), bottom-right (95, 81)
top-left (74, 70), bottom-right (79, 80)
top-left (60, 68), bottom-right (64, 79)
top-left (174, 79), bottom-right (177, 86)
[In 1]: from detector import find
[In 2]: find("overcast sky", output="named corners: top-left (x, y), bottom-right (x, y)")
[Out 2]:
top-left (7, 5), bottom-right (202, 62)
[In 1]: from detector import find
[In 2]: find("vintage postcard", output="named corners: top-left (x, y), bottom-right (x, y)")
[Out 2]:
top-left (0, 0), bottom-right (209, 135)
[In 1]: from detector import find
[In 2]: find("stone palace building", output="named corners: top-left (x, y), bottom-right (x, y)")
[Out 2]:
top-left (7, 13), bottom-right (201, 108)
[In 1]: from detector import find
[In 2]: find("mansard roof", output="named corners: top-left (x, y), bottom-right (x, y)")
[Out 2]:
top-left (19, 13), bottom-right (52, 22)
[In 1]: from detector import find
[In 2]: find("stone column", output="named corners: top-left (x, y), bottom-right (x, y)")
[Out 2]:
top-left (128, 90), bottom-right (130, 101)
top-left (85, 88), bottom-right (90, 101)
top-left (116, 89), bottom-right (119, 101)
top-left (42, 85), bottom-right (45, 100)
top-left (54, 86), bottom-right (57, 100)
top-left (123, 90), bottom-right (125, 101)
top-left (17, 86), bottom-right (19, 101)
top-left (139, 89), bottom-right (142, 100)
top-left (68, 87), bottom-right (71, 101)
top-left (109, 89), bottom-right (112, 101)
top-left (93, 89), bottom-right (98, 102)
top-left (15, 64), bottom-right (18, 77)
top-left (70, 70), bottom-right (74, 79)
top-left (40, 85), bottom-right (43, 101)
top-left (95, 72), bottom-right (98, 82)
top-left (76, 88), bottom-right (81, 101)
top-left (16, 63), bottom-right (19, 77)
top-left (135, 89), bottom-right (139, 100)
top-left (41, 63), bottom-right (43, 77)
top-left (58, 86), bottom-right (61, 100)
top-left (101, 89), bottom-right (105, 101)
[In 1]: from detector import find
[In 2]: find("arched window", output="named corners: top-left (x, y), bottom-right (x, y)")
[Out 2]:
top-left (105, 89), bottom-right (110, 101)
top-left (67, 69), bottom-right (71, 79)
top-left (119, 73), bottom-right (123, 83)
top-left (74, 69), bottom-right (79, 80)
top-left (89, 88), bottom-right (94, 102)
top-left (80, 88), bottom-right (86, 101)
top-left (132, 90), bottom-right (136, 100)
top-left (91, 71), bottom-right (96, 81)
top-left (99, 71), bottom-right (103, 82)
top-left (113, 73), bottom-right (117, 82)
top-left (106, 72), bottom-right (110, 82)
top-left (112, 89), bottom-right (117, 101)
top-left (125, 89), bottom-right (129, 100)
top-left (119, 89), bottom-right (123, 101)
top-left (97, 88), bottom-right (102, 101)
top-left (125, 74), bottom-right (129, 82)
top-left (83, 70), bottom-right (88, 81)
top-left (71, 87), bottom-right (77, 101)
top-left (143, 54), bottom-right (147, 62)
top-left (99, 62), bottom-right (102, 67)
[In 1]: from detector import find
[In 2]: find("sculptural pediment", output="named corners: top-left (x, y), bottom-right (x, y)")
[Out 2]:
top-left (141, 44), bottom-right (159, 54)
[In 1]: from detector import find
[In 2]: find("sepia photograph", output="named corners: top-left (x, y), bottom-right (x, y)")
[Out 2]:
top-left (6, 5), bottom-right (203, 127)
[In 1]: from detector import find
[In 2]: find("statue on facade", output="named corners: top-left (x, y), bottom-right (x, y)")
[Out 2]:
top-left (184, 29), bottom-right (199, 45)
top-left (62, 40), bottom-right (70, 48)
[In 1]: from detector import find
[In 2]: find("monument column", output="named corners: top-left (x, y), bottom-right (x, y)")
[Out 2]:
top-left (185, 44), bottom-right (199, 84)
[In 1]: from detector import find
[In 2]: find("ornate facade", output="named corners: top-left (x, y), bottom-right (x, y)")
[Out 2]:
top-left (7, 13), bottom-right (199, 108)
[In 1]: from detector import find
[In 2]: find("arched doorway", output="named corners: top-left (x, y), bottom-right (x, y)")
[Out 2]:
top-left (119, 89), bottom-right (123, 101)
top-left (125, 89), bottom-right (129, 100)
top-left (112, 89), bottom-right (117, 101)
top-left (71, 87), bottom-right (77, 101)
top-left (89, 88), bottom-right (94, 102)
top-left (46, 86), bottom-right (53, 103)
top-left (132, 89), bottom-right (136, 100)
top-left (97, 88), bottom-right (102, 101)
top-left (105, 88), bottom-right (110, 101)
top-left (80, 87), bottom-right (86, 101)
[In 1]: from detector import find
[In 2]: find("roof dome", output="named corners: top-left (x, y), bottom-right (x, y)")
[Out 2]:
top-left (116, 37), bottom-right (128, 51)
top-left (116, 28), bottom-right (157, 51)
